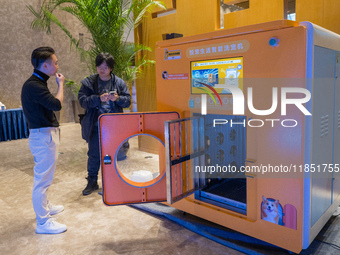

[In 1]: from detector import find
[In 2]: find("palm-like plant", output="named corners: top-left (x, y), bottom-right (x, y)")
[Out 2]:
top-left (27, 0), bottom-right (165, 91)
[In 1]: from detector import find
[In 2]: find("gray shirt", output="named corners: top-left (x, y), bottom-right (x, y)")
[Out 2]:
top-left (97, 77), bottom-right (112, 115)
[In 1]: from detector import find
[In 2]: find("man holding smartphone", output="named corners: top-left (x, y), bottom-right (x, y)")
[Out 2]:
top-left (78, 53), bottom-right (131, 195)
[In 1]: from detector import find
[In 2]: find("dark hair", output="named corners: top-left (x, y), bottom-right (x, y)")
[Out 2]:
top-left (95, 52), bottom-right (115, 70)
top-left (31, 47), bottom-right (55, 69)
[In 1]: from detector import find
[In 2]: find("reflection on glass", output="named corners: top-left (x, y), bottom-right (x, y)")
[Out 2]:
top-left (116, 135), bottom-right (163, 182)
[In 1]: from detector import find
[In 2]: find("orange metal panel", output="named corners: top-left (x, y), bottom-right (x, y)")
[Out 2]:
top-left (99, 112), bottom-right (179, 205)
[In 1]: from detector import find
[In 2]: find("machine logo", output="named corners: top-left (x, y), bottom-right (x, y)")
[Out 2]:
top-left (164, 49), bottom-right (181, 60)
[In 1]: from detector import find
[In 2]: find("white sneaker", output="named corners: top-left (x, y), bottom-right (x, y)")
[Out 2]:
top-left (333, 206), bottom-right (340, 216)
top-left (48, 203), bottom-right (64, 215)
top-left (35, 218), bottom-right (67, 234)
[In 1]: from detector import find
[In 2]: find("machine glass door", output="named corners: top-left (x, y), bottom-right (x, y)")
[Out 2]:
top-left (99, 112), bottom-right (179, 205)
top-left (165, 114), bottom-right (247, 215)
top-left (196, 114), bottom-right (247, 214)
top-left (164, 116), bottom-right (207, 204)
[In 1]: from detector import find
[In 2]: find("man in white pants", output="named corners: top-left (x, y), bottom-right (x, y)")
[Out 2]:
top-left (21, 47), bottom-right (66, 234)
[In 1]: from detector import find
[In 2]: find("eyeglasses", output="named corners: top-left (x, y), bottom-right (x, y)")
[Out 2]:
top-left (97, 66), bottom-right (110, 71)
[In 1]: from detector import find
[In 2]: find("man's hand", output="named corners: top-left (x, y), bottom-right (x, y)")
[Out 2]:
top-left (56, 73), bottom-right (65, 86)
top-left (100, 93), bottom-right (110, 102)
top-left (108, 93), bottom-right (119, 101)
top-left (55, 73), bottom-right (64, 105)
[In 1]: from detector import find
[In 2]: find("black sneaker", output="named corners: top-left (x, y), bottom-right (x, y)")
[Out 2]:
top-left (82, 177), bottom-right (99, 196)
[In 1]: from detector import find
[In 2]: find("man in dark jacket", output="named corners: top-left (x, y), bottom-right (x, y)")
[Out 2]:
top-left (78, 52), bottom-right (131, 195)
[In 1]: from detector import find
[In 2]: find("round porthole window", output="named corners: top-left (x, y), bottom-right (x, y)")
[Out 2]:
top-left (115, 134), bottom-right (165, 186)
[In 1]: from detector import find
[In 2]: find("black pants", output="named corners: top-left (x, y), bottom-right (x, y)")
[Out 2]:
top-left (87, 128), bottom-right (100, 181)
top-left (87, 126), bottom-right (129, 180)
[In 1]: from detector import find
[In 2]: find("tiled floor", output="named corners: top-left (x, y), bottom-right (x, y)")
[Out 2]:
top-left (0, 123), bottom-right (339, 255)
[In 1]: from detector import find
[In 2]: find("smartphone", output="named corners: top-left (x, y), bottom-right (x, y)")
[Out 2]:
top-left (109, 90), bottom-right (117, 95)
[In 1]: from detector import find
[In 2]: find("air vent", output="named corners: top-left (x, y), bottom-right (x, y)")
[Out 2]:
top-left (216, 132), bottom-right (224, 145)
top-left (230, 129), bottom-right (236, 141)
top-left (320, 115), bottom-right (329, 137)
top-left (217, 149), bottom-right (225, 162)
top-left (230, 145), bottom-right (237, 157)
top-left (206, 154), bottom-right (211, 165)
top-left (205, 136), bottom-right (211, 148)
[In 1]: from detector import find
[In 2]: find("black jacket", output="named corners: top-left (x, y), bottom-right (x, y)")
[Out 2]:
top-left (78, 73), bottom-right (131, 142)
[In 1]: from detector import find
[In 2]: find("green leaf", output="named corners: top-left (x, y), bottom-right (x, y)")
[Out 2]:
top-left (27, 0), bottom-right (166, 84)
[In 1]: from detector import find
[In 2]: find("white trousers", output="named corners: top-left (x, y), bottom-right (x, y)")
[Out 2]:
top-left (29, 127), bottom-right (60, 225)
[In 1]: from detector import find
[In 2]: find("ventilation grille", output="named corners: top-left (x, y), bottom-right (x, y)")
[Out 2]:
top-left (321, 115), bottom-right (329, 137)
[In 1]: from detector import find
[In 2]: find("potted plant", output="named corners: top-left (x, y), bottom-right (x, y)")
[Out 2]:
top-left (27, 0), bottom-right (165, 118)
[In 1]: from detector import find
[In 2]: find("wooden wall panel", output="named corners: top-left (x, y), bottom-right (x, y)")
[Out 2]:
top-left (296, 0), bottom-right (340, 35)
top-left (135, 0), bottom-right (219, 112)
top-left (222, 9), bottom-right (251, 29)
top-left (176, 0), bottom-right (219, 35)
top-left (135, 6), bottom-right (179, 111)
top-left (322, 0), bottom-right (340, 35)
top-left (223, 0), bottom-right (284, 29)
top-left (296, 0), bottom-right (323, 26)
